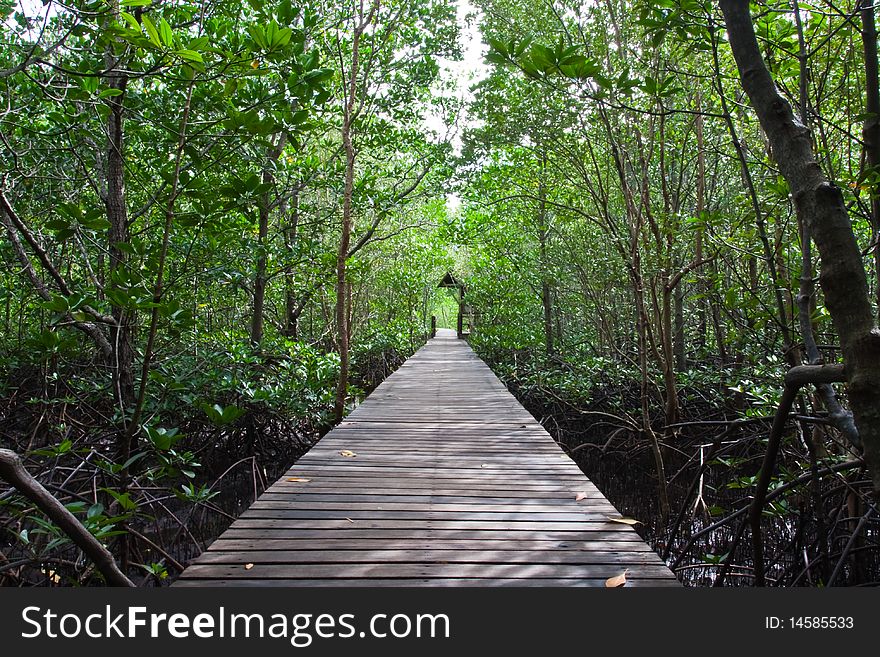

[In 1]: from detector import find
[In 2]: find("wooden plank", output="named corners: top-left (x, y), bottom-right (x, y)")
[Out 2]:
top-left (269, 479), bottom-right (599, 491)
top-left (238, 510), bottom-right (625, 522)
top-left (175, 332), bottom-right (677, 587)
top-left (217, 529), bottom-right (646, 541)
top-left (193, 550), bottom-right (663, 565)
top-left (248, 501), bottom-right (619, 512)
top-left (172, 578), bottom-right (681, 588)
top-left (205, 539), bottom-right (653, 552)
top-left (179, 563), bottom-right (674, 579)
top-left (258, 484), bottom-right (606, 505)
top-left (227, 519), bottom-right (647, 531)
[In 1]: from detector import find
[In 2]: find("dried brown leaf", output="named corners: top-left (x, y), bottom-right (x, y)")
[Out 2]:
top-left (607, 516), bottom-right (641, 525)
top-left (339, 450), bottom-right (357, 458)
top-left (244, 563), bottom-right (254, 570)
top-left (605, 569), bottom-right (628, 588)
top-left (286, 477), bottom-right (311, 483)
top-left (575, 492), bottom-right (588, 502)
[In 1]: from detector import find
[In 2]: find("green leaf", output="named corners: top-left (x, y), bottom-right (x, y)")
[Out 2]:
top-left (101, 488), bottom-right (139, 512)
top-left (141, 15), bottom-right (162, 49)
top-left (486, 38), bottom-right (508, 59)
top-left (201, 403), bottom-right (247, 426)
top-left (158, 17), bottom-right (173, 48)
top-left (558, 55), bottom-right (601, 81)
top-left (40, 295), bottom-right (70, 313)
top-left (121, 0), bottom-right (152, 5)
top-left (248, 25), bottom-right (268, 50)
top-left (175, 49), bottom-right (203, 63)
top-left (99, 88), bottom-right (124, 99)
top-left (144, 426), bottom-right (181, 451)
top-left (529, 44), bottom-right (556, 71)
top-left (45, 219), bottom-right (72, 232)
top-left (120, 451), bottom-right (148, 471)
top-left (120, 12), bottom-right (141, 31)
top-left (31, 438), bottom-right (73, 457)
top-left (484, 52), bottom-right (508, 65)
top-left (80, 75), bottom-right (99, 94)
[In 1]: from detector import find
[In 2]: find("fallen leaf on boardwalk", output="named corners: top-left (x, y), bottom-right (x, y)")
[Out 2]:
top-left (287, 477), bottom-right (311, 483)
top-left (244, 563), bottom-right (254, 570)
top-left (605, 570), bottom-right (628, 588)
top-left (339, 450), bottom-right (357, 457)
top-left (607, 516), bottom-right (641, 525)
top-left (575, 492), bottom-right (588, 502)
top-left (345, 517), bottom-right (355, 523)
top-left (480, 463), bottom-right (489, 468)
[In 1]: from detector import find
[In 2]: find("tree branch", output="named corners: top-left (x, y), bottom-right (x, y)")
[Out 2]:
top-left (0, 449), bottom-right (134, 587)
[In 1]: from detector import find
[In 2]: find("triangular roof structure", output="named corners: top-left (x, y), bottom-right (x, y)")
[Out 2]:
top-left (438, 272), bottom-right (461, 288)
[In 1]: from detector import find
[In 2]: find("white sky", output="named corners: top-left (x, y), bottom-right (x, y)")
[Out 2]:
top-left (426, 0), bottom-right (488, 149)
top-left (423, 0), bottom-right (489, 212)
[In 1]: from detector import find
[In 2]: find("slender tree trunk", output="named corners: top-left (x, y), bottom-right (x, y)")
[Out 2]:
top-left (721, 0), bottom-right (880, 492)
top-left (537, 158), bottom-right (554, 357)
top-left (103, 0), bottom-right (134, 574)
top-left (660, 285), bottom-right (679, 426)
top-left (695, 93), bottom-right (709, 355)
top-left (105, 61), bottom-right (133, 424)
top-left (284, 190), bottom-right (301, 338)
top-left (251, 134), bottom-right (287, 346)
top-left (334, 5), bottom-right (368, 422)
top-left (674, 285), bottom-right (686, 371)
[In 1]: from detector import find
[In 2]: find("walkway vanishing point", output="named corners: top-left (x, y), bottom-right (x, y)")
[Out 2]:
top-left (175, 330), bottom-right (679, 587)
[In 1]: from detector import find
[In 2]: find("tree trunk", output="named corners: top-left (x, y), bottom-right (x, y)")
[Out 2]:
top-left (104, 64), bottom-right (134, 425)
top-left (284, 189), bottom-right (301, 338)
top-left (721, 0), bottom-right (880, 492)
top-left (674, 285), bottom-right (686, 371)
top-left (250, 134), bottom-right (287, 346)
top-left (537, 161), bottom-right (554, 357)
top-left (334, 7), bottom-right (368, 422)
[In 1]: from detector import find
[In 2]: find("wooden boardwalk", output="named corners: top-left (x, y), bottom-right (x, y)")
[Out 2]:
top-left (174, 330), bottom-right (679, 587)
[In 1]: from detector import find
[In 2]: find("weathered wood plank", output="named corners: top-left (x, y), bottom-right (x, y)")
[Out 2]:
top-left (227, 519), bottom-right (645, 531)
top-left (173, 578), bottom-right (681, 588)
top-left (193, 550), bottom-right (663, 565)
top-left (248, 501), bottom-right (619, 512)
top-left (180, 563), bottom-right (675, 579)
top-left (205, 539), bottom-right (653, 552)
top-left (238, 510), bottom-right (626, 522)
top-left (216, 528), bottom-right (647, 541)
top-left (257, 492), bottom-right (609, 502)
